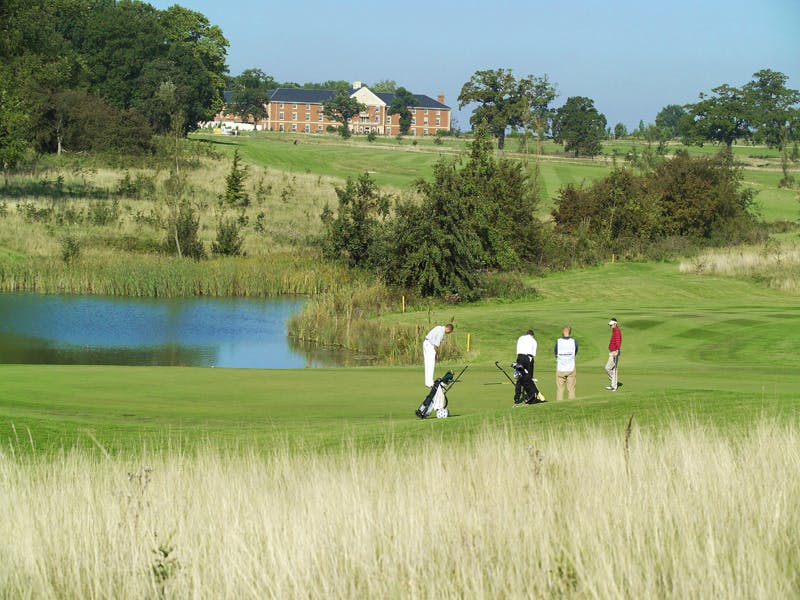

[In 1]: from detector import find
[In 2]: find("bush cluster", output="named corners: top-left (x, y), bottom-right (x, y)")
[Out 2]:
top-left (551, 150), bottom-right (763, 258)
top-left (321, 127), bottom-right (544, 300)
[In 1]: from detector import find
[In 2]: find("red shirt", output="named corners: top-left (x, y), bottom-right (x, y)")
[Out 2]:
top-left (608, 327), bottom-right (622, 352)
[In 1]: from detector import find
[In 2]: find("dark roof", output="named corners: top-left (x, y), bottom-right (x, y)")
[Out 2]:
top-left (222, 90), bottom-right (234, 103)
top-left (268, 88), bottom-right (338, 103)
top-left (375, 92), bottom-right (449, 110)
top-left (263, 87), bottom-right (450, 109)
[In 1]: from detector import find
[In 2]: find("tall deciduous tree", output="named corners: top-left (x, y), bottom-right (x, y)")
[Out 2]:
top-left (371, 79), bottom-right (396, 93)
top-left (387, 87), bottom-right (416, 135)
top-left (458, 68), bottom-right (556, 151)
top-left (681, 84), bottom-right (750, 150)
top-left (552, 96), bottom-right (607, 157)
top-left (655, 104), bottom-right (687, 138)
top-left (743, 69), bottom-right (800, 186)
top-left (228, 69), bottom-right (276, 128)
top-left (322, 92), bottom-right (366, 138)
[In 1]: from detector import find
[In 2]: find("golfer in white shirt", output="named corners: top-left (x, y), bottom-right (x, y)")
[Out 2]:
top-left (423, 323), bottom-right (453, 387)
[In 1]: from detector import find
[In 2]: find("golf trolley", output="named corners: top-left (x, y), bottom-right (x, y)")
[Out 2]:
top-left (494, 360), bottom-right (545, 405)
top-left (415, 365), bottom-right (468, 419)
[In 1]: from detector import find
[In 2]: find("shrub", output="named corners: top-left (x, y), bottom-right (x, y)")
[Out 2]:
top-left (59, 232), bottom-right (82, 263)
top-left (212, 218), bottom-right (245, 257)
top-left (220, 149), bottom-right (249, 207)
top-left (163, 202), bottom-right (205, 259)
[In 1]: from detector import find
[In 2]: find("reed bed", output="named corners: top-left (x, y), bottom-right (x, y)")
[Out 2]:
top-left (0, 254), bottom-right (352, 298)
top-left (0, 419), bottom-right (796, 598)
top-left (287, 281), bottom-right (460, 364)
top-left (680, 240), bottom-right (800, 293)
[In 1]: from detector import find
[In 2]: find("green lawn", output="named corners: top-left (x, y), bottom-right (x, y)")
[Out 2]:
top-left (2, 261), bottom-right (797, 455)
top-left (197, 133), bottom-right (797, 222)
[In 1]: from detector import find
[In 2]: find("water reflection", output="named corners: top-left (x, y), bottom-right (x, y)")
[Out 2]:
top-left (0, 292), bottom-right (359, 368)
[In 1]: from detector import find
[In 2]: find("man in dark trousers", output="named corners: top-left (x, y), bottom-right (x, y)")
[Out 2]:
top-left (514, 329), bottom-right (545, 404)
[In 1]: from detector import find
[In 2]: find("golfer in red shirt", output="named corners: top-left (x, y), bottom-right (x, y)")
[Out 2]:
top-left (605, 318), bottom-right (622, 391)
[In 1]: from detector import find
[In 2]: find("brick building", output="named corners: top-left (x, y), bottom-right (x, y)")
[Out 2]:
top-left (211, 82), bottom-right (451, 136)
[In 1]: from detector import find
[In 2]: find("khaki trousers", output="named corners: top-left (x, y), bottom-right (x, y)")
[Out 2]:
top-left (556, 370), bottom-right (576, 400)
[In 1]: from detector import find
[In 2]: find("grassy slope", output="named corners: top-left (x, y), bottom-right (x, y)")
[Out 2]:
top-left (2, 261), bottom-right (797, 454)
top-left (199, 133), bottom-right (798, 221)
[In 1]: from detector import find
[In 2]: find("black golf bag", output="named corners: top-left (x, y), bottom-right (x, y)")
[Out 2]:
top-left (495, 359), bottom-right (544, 405)
top-left (512, 357), bottom-right (542, 404)
top-left (416, 371), bottom-right (453, 419)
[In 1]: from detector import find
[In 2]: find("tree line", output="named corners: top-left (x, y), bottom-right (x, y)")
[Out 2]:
top-left (321, 127), bottom-right (762, 301)
top-left (0, 0), bottom-right (229, 169)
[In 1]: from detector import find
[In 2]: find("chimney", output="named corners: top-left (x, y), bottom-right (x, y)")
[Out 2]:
top-left (353, 80), bottom-right (362, 89)
top-left (437, 93), bottom-right (445, 104)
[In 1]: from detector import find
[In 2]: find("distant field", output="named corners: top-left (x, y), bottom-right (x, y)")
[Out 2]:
top-left (196, 132), bottom-right (798, 222)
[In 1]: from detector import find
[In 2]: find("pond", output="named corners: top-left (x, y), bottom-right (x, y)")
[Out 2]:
top-left (0, 292), bottom-right (361, 368)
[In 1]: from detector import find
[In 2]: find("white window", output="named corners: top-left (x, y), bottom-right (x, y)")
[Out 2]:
top-left (435, 118), bottom-right (440, 126)
top-left (423, 118), bottom-right (428, 125)
top-left (291, 123), bottom-right (297, 131)
top-left (318, 113), bottom-right (323, 121)
top-left (437, 110), bottom-right (441, 116)
top-left (305, 124), bottom-right (310, 133)
top-left (423, 129), bottom-right (429, 136)
top-left (279, 102), bottom-right (284, 109)
top-left (317, 125), bottom-right (323, 132)
top-left (292, 112), bottom-right (297, 121)
top-left (375, 115), bottom-right (380, 123)
top-left (305, 113), bottom-right (310, 121)
top-left (306, 103), bottom-right (311, 110)
top-left (279, 123), bottom-right (284, 131)
top-left (279, 112), bottom-right (284, 120)
top-left (293, 103), bottom-right (297, 109)
top-left (424, 109), bottom-right (429, 115)
top-left (411, 118), bottom-right (416, 125)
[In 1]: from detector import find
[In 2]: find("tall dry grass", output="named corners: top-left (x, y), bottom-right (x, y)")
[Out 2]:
top-left (1, 420), bottom-right (797, 598)
top-left (680, 240), bottom-right (800, 293)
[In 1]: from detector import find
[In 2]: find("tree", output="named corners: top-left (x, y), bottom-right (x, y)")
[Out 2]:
top-left (322, 92), bottom-right (365, 138)
top-left (371, 79), bottom-right (396, 93)
top-left (160, 4), bottom-right (229, 118)
top-left (320, 172), bottom-right (390, 269)
top-left (220, 149), bottom-right (249, 207)
top-left (613, 122), bottom-right (628, 139)
top-left (552, 96), bottom-right (607, 157)
top-left (655, 104), bottom-right (687, 138)
top-left (516, 74), bottom-right (558, 156)
top-left (742, 69), bottom-right (800, 147)
top-left (303, 80), bottom-right (351, 93)
top-left (681, 84), bottom-right (750, 150)
top-left (458, 68), bottom-right (556, 151)
top-left (385, 126), bottom-right (543, 298)
top-left (742, 69), bottom-right (800, 187)
top-left (228, 69), bottom-right (275, 128)
top-left (387, 87), bottom-right (416, 135)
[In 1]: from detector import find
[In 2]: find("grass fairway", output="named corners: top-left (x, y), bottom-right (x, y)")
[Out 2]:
top-left (2, 261), bottom-right (797, 455)
top-left (199, 133), bottom-right (797, 223)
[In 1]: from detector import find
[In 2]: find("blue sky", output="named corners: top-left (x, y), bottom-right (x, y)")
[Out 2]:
top-left (148, 0), bottom-right (799, 131)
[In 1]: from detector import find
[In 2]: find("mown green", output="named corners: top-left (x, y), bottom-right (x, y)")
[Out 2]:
top-left (2, 261), bottom-right (797, 455)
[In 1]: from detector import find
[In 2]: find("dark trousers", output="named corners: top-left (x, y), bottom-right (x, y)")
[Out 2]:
top-left (514, 354), bottom-right (540, 403)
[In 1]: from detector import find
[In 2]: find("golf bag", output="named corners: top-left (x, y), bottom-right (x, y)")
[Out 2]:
top-left (416, 371), bottom-right (453, 419)
top-left (495, 360), bottom-right (544, 405)
top-left (415, 366), bottom-right (468, 419)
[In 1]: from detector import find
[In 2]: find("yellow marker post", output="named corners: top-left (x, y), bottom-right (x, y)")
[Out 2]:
top-left (467, 333), bottom-right (471, 352)
top-left (401, 295), bottom-right (405, 313)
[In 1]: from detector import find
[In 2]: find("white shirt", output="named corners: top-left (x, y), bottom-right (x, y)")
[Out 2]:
top-left (516, 334), bottom-right (537, 356)
top-left (556, 337), bottom-right (577, 372)
top-left (425, 325), bottom-right (446, 347)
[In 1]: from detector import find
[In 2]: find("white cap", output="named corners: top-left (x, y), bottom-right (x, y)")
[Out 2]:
top-left (608, 319), bottom-right (617, 325)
